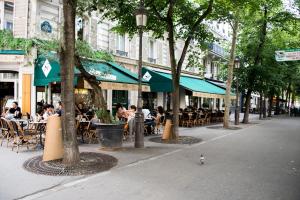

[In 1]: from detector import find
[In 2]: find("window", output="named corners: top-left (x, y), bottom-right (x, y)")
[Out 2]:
top-left (116, 34), bottom-right (125, 51)
top-left (4, 2), bottom-right (14, 12)
top-left (116, 34), bottom-right (128, 57)
top-left (211, 62), bottom-right (214, 77)
top-left (149, 40), bottom-right (154, 58)
top-left (5, 22), bottom-right (13, 30)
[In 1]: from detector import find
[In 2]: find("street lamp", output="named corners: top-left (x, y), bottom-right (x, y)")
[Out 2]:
top-left (234, 57), bottom-right (240, 125)
top-left (135, 0), bottom-right (147, 148)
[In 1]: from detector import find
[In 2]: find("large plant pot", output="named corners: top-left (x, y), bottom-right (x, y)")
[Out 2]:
top-left (95, 123), bottom-right (124, 149)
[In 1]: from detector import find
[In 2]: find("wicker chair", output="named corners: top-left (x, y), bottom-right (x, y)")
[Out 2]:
top-left (198, 113), bottom-right (207, 126)
top-left (82, 121), bottom-right (100, 144)
top-left (8, 120), bottom-right (37, 153)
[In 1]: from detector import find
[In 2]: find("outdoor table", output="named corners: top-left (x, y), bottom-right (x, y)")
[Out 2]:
top-left (14, 119), bottom-right (29, 129)
top-left (29, 121), bottom-right (47, 149)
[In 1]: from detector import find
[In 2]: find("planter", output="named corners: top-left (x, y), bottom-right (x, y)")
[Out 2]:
top-left (94, 123), bottom-right (124, 149)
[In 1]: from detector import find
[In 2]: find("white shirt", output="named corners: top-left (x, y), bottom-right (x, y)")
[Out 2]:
top-left (142, 109), bottom-right (152, 120)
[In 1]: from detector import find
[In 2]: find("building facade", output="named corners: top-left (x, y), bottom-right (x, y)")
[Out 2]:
top-left (0, 0), bottom-right (232, 115)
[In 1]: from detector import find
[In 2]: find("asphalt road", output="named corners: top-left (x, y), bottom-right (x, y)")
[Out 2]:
top-left (28, 117), bottom-right (300, 200)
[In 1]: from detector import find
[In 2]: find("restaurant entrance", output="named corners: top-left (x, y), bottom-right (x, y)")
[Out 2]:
top-left (112, 90), bottom-right (128, 116)
top-left (0, 82), bottom-right (14, 113)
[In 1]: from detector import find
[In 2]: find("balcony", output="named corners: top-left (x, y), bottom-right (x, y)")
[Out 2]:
top-left (148, 57), bottom-right (156, 64)
top-left (116, 50), bottom-right (128, 57)
top-left (208, 43), bottom-right (229, 58)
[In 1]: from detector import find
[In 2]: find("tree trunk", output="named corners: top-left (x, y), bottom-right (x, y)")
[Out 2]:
top-left (171, 78), bottom-right (180, 139)
top-left (275, 96), bottom-right (280, 115)
top-left (74, 56), bottom-right (111, 123)
top-left (263, 94), bottom-right (267, 118)
top-left (268, 93), bottom-right (273, 117)
top-left (61, 0), bottom-right (79, 166)
top-left (224, 20), bottom-right (238, 128)
top-left (259, 92), bottom-right (263, 119)
top-left (243, 6), bottom-right (268, 123)
top-left (242, 89), bottom-right (252, 123)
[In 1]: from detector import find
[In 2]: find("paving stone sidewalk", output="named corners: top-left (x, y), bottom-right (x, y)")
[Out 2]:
top-left (0, 114), bottom-right (260, 200)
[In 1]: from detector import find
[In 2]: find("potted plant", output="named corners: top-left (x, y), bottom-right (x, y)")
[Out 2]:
top-left (94, 109), bottom-right (124, 149)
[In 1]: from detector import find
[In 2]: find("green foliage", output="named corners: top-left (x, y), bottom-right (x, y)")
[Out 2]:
top-left (0, 30), bottom-right (114, 62)
top-left (75, 40), bottom-right (114, 61)
top-left (80, 0), bottom-right (215, 58)
top-left (236, 0), bottom-right (300, 97)
top-left (0, 30), bottom-right (33, 52)
top-left (95, 109), bottom-right (116, 124)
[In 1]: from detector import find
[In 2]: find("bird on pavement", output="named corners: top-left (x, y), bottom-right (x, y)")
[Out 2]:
top-left (200, 154), bottom-right (205, 165)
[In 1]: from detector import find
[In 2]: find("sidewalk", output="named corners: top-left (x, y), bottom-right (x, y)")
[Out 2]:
top-left (0, 114), bottom-right (261, 200)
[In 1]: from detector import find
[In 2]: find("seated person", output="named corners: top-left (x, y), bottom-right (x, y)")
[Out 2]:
top-left (75, 103), bottom-right (86, 116)
top-left (55, 101), bottom-right (63, 116)
top-left (85, 108), bottom-right (94, 120)
top-left (116, 103), bottom-right (128, 121)
top-left (155, 106), bottom-right (165, 123)
top-left (42, 104), bottom-right (54, 121)
top-left (126, 105), bottom-right (136, 136)
top-left (5, 101), bottom-right (22, 119)
top-left (142, 108), bottom-right (155, 134)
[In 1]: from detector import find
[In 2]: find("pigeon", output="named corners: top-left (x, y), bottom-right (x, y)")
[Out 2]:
top-left (200, 154), bottom-right (205, 165)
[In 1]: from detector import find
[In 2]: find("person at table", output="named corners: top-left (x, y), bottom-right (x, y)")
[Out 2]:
top-left (126, 105), bottom-right (136, 136)
top-left (42, 104), bottom-right (54, 121)
top-left (55, 101), bottom-right (63, 117)
top-left (155, 106), bottom-right (165, 123)
top-left (142, 108), bottom-right (155, 134)
top-left (75, 103), bottom-right (86, 116)
top-left (5, 101), bottom-right (22, 119)
top-left (116, 103), bottom-right (128, 121)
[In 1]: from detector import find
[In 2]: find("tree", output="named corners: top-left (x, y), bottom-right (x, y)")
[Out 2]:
top-left (85, 0), bottom-right (214, 139)
top-left (60, 0), bottom-right (80, 165)
top-left (237, 0), bottom-right (294, 123)
top-left (212, 0), bottom-right (249, 128)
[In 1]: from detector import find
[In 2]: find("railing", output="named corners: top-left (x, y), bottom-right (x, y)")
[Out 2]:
top-left (116, 50), bottom-right (128, 57)
top-left (148, 57), bottom-right (156, 64)
top-left (208, 43), bottom-right (229, 58)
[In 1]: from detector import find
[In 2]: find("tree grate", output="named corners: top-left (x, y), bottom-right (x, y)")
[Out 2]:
top-left (149, 136), bottom-right (202, 144)
top-left (23, 152), bottom-right (118, 176)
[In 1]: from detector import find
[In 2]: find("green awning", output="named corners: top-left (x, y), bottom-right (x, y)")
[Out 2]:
top-left (83, 60), bottom-right (138, 84)
top-left (34, 54), bottom-right (80, 86)
top-left (0, 50), bottom-right (26, 55)
top-left (142, 68), bottom-right (234, 98)
top-left (82, 60), bottom-right (150, 91)
top-left (34, 54), bottom-right (150, 91)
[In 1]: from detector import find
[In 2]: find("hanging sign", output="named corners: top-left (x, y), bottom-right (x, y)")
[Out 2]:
top-left (42, 59), bottom-right (52, 77)
top-left (143, 71), bottom-right (152, 81)
top-left (275, 49), bottom-right (300, 61)
top-left (41, 21), bottom-right (52, 33)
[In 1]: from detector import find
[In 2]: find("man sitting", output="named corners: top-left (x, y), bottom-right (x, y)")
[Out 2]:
top-left (5, 101), bottom-right (22, 119)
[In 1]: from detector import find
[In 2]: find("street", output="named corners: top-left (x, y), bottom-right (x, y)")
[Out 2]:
top-left (13, 116), bottom-right (299, 200)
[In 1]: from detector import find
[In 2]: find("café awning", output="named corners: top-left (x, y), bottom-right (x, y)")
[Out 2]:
top-left (82, 60), bottom-right (150, 91)
top-left (142, 68), bottom-right (235, 99)
top-left (34, 55), bottom-right (150, 91)
top-left (34, 54), bottom-right (80, 86)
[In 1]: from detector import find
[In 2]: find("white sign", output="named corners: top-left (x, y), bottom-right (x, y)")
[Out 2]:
top-left (275, 49), bottom-right (300, 61)
top-left (88, 68), bottom-right (117, 81)
top-left (42, 59), bottom-right (52, 77)
top-left (143, 71), bottom-right (152, 81)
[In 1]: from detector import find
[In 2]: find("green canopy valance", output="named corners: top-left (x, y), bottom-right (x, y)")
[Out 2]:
top-left (142, 68), bottom-right (234, 99)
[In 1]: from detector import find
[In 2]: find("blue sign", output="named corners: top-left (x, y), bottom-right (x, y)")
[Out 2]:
top-left (41, 21), bottom-right (52, 33)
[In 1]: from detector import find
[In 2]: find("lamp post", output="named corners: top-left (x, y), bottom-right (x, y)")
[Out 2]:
top-left (234, 57), bottom-right (240, 125)
top-left (134, 0), bottom-right (147, 148)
